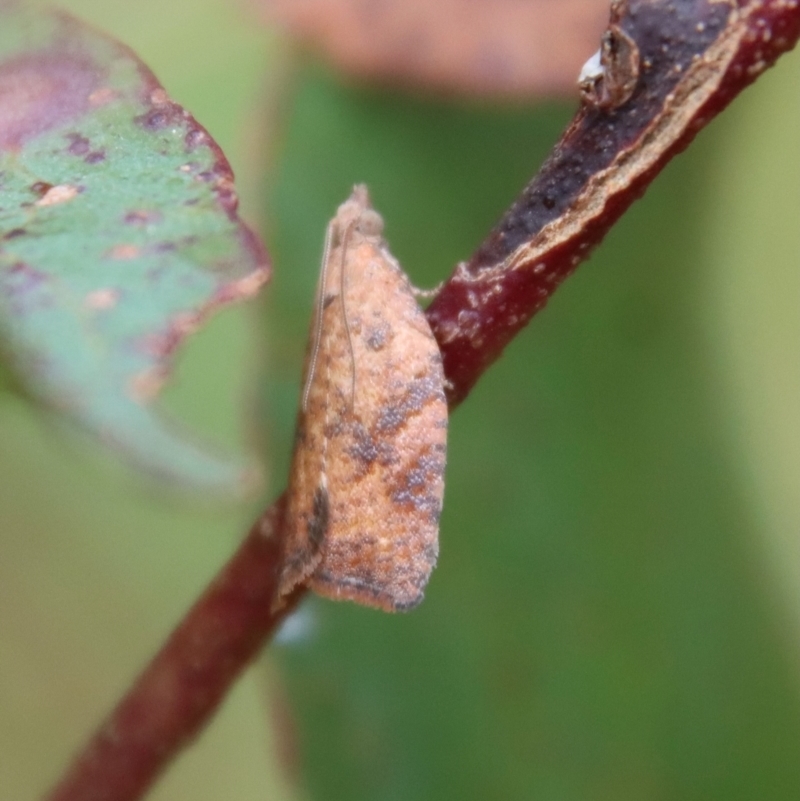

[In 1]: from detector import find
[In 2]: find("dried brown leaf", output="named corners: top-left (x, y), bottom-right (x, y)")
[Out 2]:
top-left (259, 0), bottom-right (611, 98)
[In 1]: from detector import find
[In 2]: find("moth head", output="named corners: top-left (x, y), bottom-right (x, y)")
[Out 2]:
top-left (356, 208), bottom-right (384, 238)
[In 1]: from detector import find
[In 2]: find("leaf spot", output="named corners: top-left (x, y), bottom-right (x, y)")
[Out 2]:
top-left (106, 243), bottom-right (141, 260)
top-left (0, 51), bottom-right (101, 150)
top-left (123, 209), bottom-right (162, 226)
top-left (65, 132), bottom-right (91, 155)
top-left (84, 288), bottom-right (120, 310)
top-left (30, 181), bottom-right (53, 196)
top-left (149, 88), bottom-right (169, 106)
top-left (35, 184), bottom-right (79, 206)
top-left (88, 86), bottom-right (117, 106)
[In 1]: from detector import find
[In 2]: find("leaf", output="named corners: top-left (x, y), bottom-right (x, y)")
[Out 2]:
top-left (259, 0), bottom-right (610, 99)
top-left (702, 48), bottom-right (800, 628)
top-left (0, 4), bottom-right (270, 491)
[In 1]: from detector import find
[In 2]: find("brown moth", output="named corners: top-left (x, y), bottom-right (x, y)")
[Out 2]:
top-left (276, 185), bottom-right (448, 612)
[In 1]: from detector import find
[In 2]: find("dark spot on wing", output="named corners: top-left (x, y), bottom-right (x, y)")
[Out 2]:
top-left (347, 422), bottom-right (397, 473)
top-left (307, 484), bottom-right (330, 550)
top-left (391, 447), bottom-right (446, 524)
top-left (364, 322), bottom-right (390, 350)
top-left (376, 373), bottom-right (445, 433)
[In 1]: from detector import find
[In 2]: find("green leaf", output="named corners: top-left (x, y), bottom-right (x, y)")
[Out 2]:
top-left (0, 4), bottom-right (269, 491)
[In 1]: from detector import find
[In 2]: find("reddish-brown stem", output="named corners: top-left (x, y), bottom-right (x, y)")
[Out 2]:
top-left (427, 0), bottom-right (800, 405)
top-left (44, 1), bottom-right (799, 800)
top-left (46, 498), bottom-right (298, 801)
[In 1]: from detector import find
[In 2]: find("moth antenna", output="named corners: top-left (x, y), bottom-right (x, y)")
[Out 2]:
top-left (339, 222), bottom-right (357, 412)
top-left (302, 220), bottom-right (335, 413)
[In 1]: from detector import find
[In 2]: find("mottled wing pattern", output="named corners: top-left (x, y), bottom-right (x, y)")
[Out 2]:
top-left (277, 185), bottom-right (447, 612)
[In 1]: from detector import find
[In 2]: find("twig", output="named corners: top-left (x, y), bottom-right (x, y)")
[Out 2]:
top-left (46, 498), bottom-right (299, 801)
top-left (44, 2), bottom-right (800, 799)
top-left (427, 0), bottom-right (800, 405)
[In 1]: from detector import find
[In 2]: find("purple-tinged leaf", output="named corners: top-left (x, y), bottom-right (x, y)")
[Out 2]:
top-left (0, 4), bottom-right (270, 491)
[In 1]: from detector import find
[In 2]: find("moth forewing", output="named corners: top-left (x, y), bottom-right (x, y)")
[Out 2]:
top-left (276, 185), bottom-right (448, 612)
top-left (275, 217), bottom-right (345, 604)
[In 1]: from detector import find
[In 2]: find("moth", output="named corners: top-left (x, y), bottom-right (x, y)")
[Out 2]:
top-left (276, 185), bottom-right (448, 612)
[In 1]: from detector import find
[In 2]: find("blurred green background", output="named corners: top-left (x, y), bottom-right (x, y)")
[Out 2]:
top-left (1, 2), bottom-right (798, 800)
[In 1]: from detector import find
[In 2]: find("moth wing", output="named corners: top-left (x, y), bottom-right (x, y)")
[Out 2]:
top-left (275, 221), bottom-right (341, 607)
top-left (308, 224), bottom-right (447, 611)
top-left (277, 185), bottom-right (447, 612)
